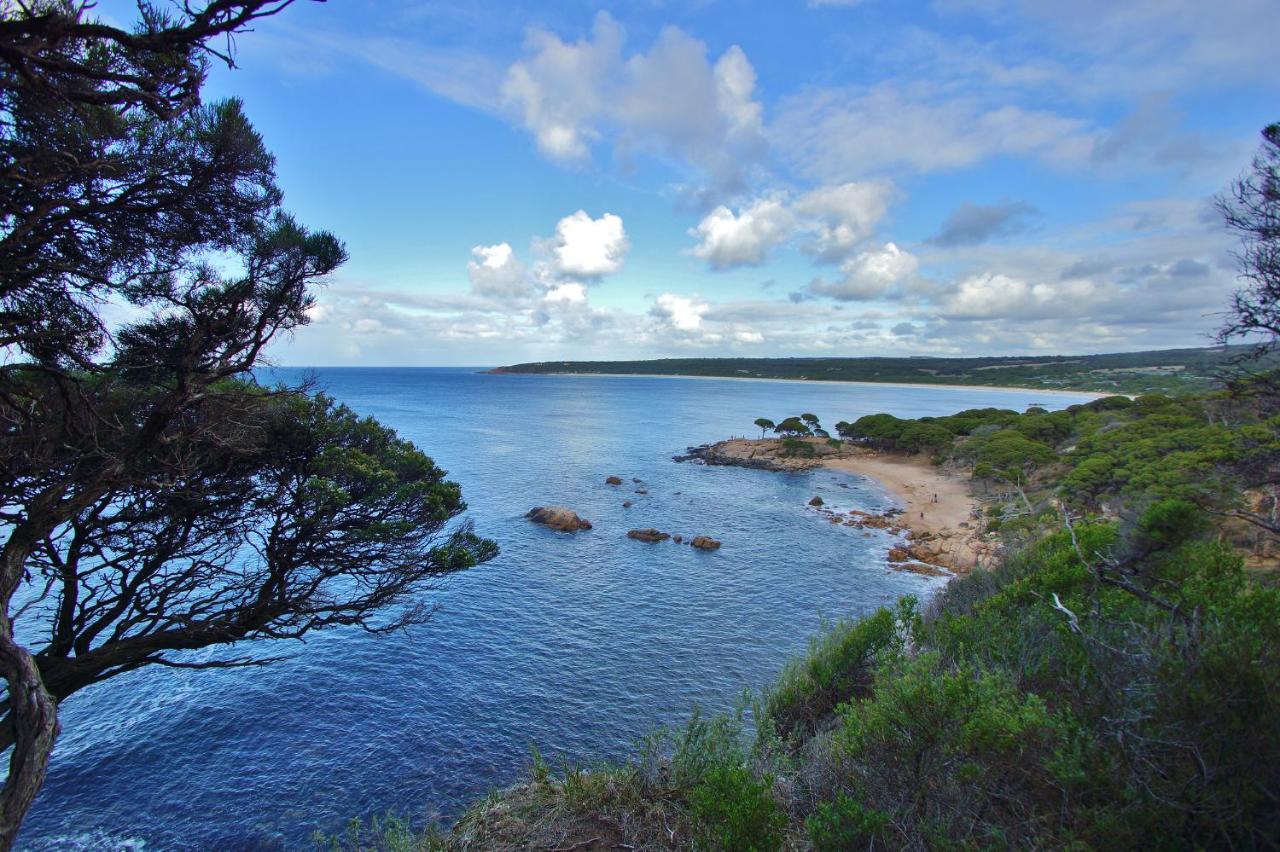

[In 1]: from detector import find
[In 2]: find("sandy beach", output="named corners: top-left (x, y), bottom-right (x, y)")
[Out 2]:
top-left (695, 438), bottom-right (989, 573)
top-left (492, 369), bottom-right (1106, 399)
top-left (824, 453), bottom-right (985, 572)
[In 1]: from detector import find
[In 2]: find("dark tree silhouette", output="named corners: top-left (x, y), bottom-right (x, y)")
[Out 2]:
top-left (753, 417), bottom-right (775, 438)
top-left (1218, 122), bottom-right (1280, 360)
top-left (0, 2), bottom-right (494, 845)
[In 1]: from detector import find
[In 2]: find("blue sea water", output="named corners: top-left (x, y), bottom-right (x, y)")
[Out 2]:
top-left (17, 369), bottom-right (1096, 850)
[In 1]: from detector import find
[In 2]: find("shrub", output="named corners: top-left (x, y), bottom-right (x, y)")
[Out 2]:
top-left (687, 764), bottom-right (786, 851)
top-left (762, 604), bottom-right (906, 741)
top-left (806, 794), bottom-right (890, 850)
top-left (779, 437), bottom-right (816, 457)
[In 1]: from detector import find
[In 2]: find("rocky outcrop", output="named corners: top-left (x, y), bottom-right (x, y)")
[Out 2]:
top-left (809, 495), bottom-right (824, 507)
top-left (690, 536), bottom-right (721, 550)
top-left (627, 528), bottom-right (670, 543)
top-left (605, 475), bottom-right (623, 485)
top-left (526, 507), bottom-right (592, 532)
top-left (675, 437), bottom-right (868, 472)
top-left (892, 561), bottom-right (949, 577)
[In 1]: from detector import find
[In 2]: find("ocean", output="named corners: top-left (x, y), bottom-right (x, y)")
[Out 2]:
top-left (18, 368), bottom-right (1096, 850)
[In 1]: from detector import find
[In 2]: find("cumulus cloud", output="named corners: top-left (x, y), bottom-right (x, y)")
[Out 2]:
top-left (793, 181), bottom-right (895, 261)
top-left (501, 14), bottom-right (622, 163)
top-left (544, 210), bottom-right (630, 279)
top-left (927, 201), bottom-right (1038, 247)
top-left (689, 196), bottom-right (795, 268)
top-left (689, 181), bottom-right (894, 269)
top-left (501, 12), bottom-right (763, 192)
top-left (651, 293), bottom-right (708, 332)
top-left (810, 242), bottom-right (919, 300)
top-left (467, 243), bottom-right (532, 299)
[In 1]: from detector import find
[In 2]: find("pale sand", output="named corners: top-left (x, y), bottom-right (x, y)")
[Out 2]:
top-left (705, 438), bottom-right (987, 573)
top-left (823, 454), bottom-right (984, 572)
top-left (494, 371), bottom-right (1106, 399)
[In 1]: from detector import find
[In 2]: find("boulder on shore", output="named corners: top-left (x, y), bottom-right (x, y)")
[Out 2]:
top-left (526, 507), bottom-right (592, 532)
top-left (690, 536), bottom-right (721, 551)
top-left (605, 475), bottom-right (623, 485)
top-left (887, 546), bottom-right (911, 563)
top-left (809, 495), bottom-right (824, 507)
top-left (627, 528), bottom-right (670, 543)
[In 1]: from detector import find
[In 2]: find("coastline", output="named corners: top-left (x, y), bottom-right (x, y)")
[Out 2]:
top-left (489, 369), bottom-right (1108, 399)
top-left (824, 452), bottom-right (986, 573)
top-left (690, 438), bottom-right (990, 574)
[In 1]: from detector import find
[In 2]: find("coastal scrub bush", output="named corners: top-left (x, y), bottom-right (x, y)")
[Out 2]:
top-left (686, 764), bottom-right (786, 851)
top-left (806, 794), bottom-right (891, 850)
top-left (817, 654), bottom-right (1075, 849)
top-left (761, 604), bottom-right (907, 741)
top-left (779, 437), bottom-right (816, 457)
top-left (897, 422), bottom-right (953, 453)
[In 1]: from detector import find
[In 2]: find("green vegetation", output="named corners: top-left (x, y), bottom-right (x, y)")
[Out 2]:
top-left (493, 346), bottom-right (1255, 395)
top-left (0, 4), bottom-right (496, 840)
top-left (323, 385), bottom-right (1280, 850)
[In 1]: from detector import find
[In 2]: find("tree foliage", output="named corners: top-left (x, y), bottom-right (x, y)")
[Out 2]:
top-left (1219, 122), bottom-right (1280, 361)
top-left (0, 3), bottom-right (495, 845)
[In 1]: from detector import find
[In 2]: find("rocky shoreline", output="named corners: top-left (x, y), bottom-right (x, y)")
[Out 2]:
top-left (679, 437), bottom-right (997, 575)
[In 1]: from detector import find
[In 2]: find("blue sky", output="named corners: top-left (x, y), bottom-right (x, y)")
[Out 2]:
top-left (155, 0), bottom-right (1280, 365)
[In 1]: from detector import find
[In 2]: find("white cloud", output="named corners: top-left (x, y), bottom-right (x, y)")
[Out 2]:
top-left (771, 84), bottom-right (1094, 181)
top-left (793, 181), bottom-right (894, 261)
top-left (500, 13), bottom-right (621, 163)
top-left (811, 242), bottom-right (919, 300)
top-left (689, 196), bottom-right (795, 269)
top-left (544, 210), bottom-right (630, 279)
top-left (467, 243), bottom-right (532, 299)
top-left (689, 181), bottom-right (895, 269)
top-left (651, 293), bottom-right (708, 332)
top-left (501, 12), bottom-right (763, 192)
top-left (544, 282), bottom-right (588, 304)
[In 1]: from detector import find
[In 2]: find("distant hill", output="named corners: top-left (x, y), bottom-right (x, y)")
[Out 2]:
top-left (491, 346), bottom-right (1250, 395)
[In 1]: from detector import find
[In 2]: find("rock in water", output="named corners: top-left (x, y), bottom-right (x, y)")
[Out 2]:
top-left (809, 495), bottom-right (824, 506)
top-left (627, 528), bottom-right (671, 543)
top-left (690, 536), bottom-right (721, 550)
top-left (605, 475), bottom-right (623, 485)
top-left (526, 507), bottom-right (593, 532)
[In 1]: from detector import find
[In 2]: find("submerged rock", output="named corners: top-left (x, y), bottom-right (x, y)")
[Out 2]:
top-left (622, 500), bottom-right (633, 508)
top-left (605, 475), bottom-right (623, 485)
top-left (690, 536), bottom-right (721, 550)
top-left (526, 507), bottom-right (592, 532)
top-left (627, 528), bottom-right (670, 543)
top-left (809, 495), bottom-right (824, 506)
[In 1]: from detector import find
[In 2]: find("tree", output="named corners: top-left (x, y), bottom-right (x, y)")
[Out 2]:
top-left (774, 416), bottom-right (813, 438)
top-left (754, 417), bottom-right (775, 439)
top-left (1218, 122), bottom-right (1280, 363)
top-left (0, 2), bottom-right (496, 845)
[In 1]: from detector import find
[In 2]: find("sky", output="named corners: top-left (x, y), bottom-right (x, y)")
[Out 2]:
top-left (132, 0), bottom-right (1280, 365)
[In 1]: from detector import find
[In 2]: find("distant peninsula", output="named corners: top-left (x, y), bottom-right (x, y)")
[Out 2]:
top-left (490, 345), bottom-right (1245, 395)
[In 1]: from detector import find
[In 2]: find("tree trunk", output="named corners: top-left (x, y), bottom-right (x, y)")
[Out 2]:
top-left (0, 528), bottom-right (61, 850)
top-left (0, 628), bottom-right (57, 851)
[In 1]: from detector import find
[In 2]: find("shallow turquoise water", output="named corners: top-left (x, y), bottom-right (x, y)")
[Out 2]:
top-left (19, 369), bottom-right (1094, 850)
